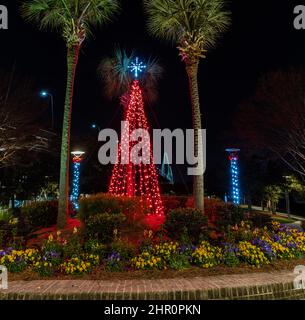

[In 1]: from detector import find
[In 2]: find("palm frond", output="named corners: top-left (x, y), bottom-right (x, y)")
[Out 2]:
top-left (80, 0), bottom-right (121, 38)
top-left (98, 48), bottom-right (135, 99)
top-left (144, 0), bottom-right (231, 54)
top-left (99, 49), bottom-right (163, 104)
top-left (21, 0), bottom-right (120, 44)
top-left (20, 0), bottom-right (68, 30)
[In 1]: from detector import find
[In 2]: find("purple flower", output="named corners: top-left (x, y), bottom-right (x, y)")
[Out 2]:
top-left (251, 238), bottom-right (275, 259)
top-left (107, 252), bottom-right (121, 262)
top-left (223, 243), bottom-right (239, 254)
top-left (286, 242), bottom-right (297, 249)
top-left (179, 244), bottom-right (196, 254)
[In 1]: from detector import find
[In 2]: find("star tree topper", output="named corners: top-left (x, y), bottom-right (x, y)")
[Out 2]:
top-left (128, 57), bottom-right (146, 79)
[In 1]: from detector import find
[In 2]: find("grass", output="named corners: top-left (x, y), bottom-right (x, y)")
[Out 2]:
top-left (272, 216), bottom-right (296, 224)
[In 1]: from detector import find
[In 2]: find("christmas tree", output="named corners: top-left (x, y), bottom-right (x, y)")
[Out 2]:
top-left (109, 78), bottom-right (164, 217)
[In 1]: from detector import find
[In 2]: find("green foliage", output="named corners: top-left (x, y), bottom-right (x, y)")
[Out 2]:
top-left (85, 212), bottom-right (126, 244)
top-left (223, 251), bottom-right (240, 267)
top-left (84, 239), bottom-right (107, 257)
top-left (79, 193), bottom-right (145, 223)
top-left (109, 241), bottom-right (136, 261)
top-left (62, 232), bottom-right (83, 259)
top-left (79, 194), bottom-right (122, 222)
top-left (224, 221), bottom-right (256, 243)
top-left (263, 185), bottom-right (282, 212)
top-left (0, 208), bottom-right (12, 223)
top-left (248, 212), bottom-right (273, 229)
top-left (144, 0), bottom-right (231, 56)
top-left (21, 201), bottom-right (58, 231)
top-left (167, 253), bottom-right (191, 270)
top-left (21, 0), bottom-right (121, 46)
top-left (164, 208), bottom-right (208, 243)
top-left (214, 203), bottom-right (245, 232)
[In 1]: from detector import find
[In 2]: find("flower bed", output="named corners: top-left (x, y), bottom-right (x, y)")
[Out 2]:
top-left (1, 221), bottom-right (305, 278)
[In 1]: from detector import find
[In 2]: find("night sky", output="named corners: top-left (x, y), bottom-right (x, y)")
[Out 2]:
top-left (1, 0), bottom-right (304, 196)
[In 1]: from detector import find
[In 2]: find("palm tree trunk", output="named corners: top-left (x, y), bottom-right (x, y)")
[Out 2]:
top-left (186, 60), bottom-right (204, 212)
top-left (57, 44), bottom-right (81, 229)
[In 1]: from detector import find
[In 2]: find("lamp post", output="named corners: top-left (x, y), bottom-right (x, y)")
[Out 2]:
top-left (283, 175), bottom-right (291, 219)
top-left (225, 148), bottom-right (241, 205)
top-left (40, 90), bottom-right (54, 129)
top-left (70, 151), bottom-right (85, 212)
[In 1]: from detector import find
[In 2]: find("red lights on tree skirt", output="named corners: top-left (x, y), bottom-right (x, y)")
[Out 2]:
top-left (109, 80), bottom-right (164, 227)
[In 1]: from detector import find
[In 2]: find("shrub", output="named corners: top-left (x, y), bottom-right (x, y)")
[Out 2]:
top-left (186, 197), bottom-right (245, 229)
top-left (84, 239), bottom-right (107, 257)
top-left (0, 222), bottom-right (14, 248)
top-left (167, 253), bottom-right (190, 270)
top-left (62, 231), bottom-right (83, 259)
top-left (85, 212), bottom-right (126, 244)
top-left (162, 196), bottom-right (188, 214)
top-left (248, 212), bottom-right (272, 229)
top-left (164, 208), bottom-right (208, 243)
top-left (21, 201), bottom-right (57, 231)
top-left (79, 193), bottom-right (145, 223)
top-left (79, 194), bottom-right (121, 222)
top-left (109, 241), bottom-right (136, 261)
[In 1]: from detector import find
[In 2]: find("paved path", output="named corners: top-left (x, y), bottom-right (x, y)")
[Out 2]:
top-left (0, 270), bottom-right (303, 300)
top-left (249, 205), bottom-right (305, 221)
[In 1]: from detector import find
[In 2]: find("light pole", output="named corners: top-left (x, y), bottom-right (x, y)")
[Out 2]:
top-left (225, 148), bottom-right (241, 205)
top-left (40, 90), bottom-right (54, 129)
top-left (70, 151), bottom-right (85, 212)
top-left (91, 123), bottom-right (101, 132)
top-left (283, 175), bottom-right (291, 219)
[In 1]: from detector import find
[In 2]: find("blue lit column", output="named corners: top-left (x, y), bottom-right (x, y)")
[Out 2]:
top-left (70, 151), bottom-right (85, 211)
top-left (225, 148), bottom-right (241, 205)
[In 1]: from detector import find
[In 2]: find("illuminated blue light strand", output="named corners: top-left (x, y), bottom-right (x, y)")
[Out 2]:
top-left (71, 162), bottom-right (81, 211)
top-left (230, 158), bottom-right (240, 205)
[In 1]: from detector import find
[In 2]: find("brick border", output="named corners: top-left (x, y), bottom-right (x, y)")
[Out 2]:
top-left (1, 271), bottom-right (305, 300)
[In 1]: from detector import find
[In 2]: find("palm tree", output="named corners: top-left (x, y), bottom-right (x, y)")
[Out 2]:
top-left (21, 0), bottom-right (120, 228)
top-left (99, 48), bottom-right (163, 106)
top-left (144, 0), bottom-right (231, 211)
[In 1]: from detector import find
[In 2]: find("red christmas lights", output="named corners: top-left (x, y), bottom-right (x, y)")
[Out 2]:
top-left (109, 80), bottom-right (164, 218)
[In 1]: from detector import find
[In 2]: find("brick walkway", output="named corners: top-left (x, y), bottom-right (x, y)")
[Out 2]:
top-left (1, 270), bottom-right (304, 300)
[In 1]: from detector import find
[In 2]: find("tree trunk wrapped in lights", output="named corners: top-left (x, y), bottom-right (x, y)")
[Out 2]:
top-left (109, 80), bottom-right (164, 218)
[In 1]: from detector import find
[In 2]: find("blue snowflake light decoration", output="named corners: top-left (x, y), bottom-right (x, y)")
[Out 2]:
top-left (128, 57), bottom-right (146, 79)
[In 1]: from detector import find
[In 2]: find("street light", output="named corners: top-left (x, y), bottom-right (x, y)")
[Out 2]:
top-left (70, 151), bottom-right (85, 212)
top-left (40, 90), bottom-right (54, 129)
top-left (91, 123), bottom-right (101, 132)
top-left (283, 175), bottom-right (291, 219)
